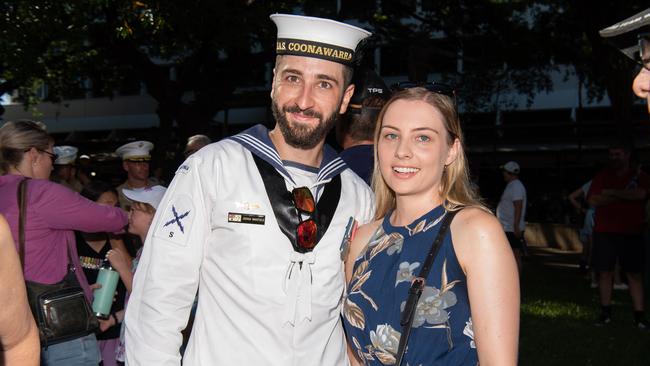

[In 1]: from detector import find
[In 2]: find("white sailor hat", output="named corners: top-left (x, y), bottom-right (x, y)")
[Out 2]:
top-left (600, 8), bottom-right (650, 59)
top-left (270, 14), bottom-right (371, 66)
top-left (123, 185), bottom-right (167, 210)
top-left (115, 141), bottom-right (154, 162)
top-left (53, 146), bottom-right (78, 165)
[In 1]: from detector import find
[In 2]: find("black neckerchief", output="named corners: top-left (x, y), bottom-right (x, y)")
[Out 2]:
top-left (252, 154), bottom-right (341, 252)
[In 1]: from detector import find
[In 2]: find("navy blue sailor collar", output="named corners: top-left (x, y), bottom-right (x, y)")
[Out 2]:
top-left (228, 124), bottom-right (348, 186)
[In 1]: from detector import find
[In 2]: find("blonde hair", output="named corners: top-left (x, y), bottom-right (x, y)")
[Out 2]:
top-left (371, 87), bottom-right (486, 220)
top-left (0, 120), bottom-right (53, 171)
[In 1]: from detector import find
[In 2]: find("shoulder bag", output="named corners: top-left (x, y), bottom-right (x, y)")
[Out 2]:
top-left (17, 178), bottom-right (99, 346)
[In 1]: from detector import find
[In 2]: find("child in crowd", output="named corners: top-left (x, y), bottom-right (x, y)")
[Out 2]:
top-left (110, 185), bottom-right (167, 364)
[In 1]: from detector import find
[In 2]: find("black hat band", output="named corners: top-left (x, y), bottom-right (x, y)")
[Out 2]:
top-left (276, 38), bottom-right (354, 65)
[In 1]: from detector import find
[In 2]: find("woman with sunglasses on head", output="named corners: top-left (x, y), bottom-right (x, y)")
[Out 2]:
top-left (342, 87), bottom-right (519, 366)
top-left (0, 120), bottom-right (128, 366)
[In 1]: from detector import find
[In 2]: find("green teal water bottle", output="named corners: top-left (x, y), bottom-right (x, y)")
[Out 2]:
top-left (92, 260), bottom-right (119, 319)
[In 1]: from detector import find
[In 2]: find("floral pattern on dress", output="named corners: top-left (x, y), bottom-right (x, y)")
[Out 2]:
top-left (346, 211), bottom-right (466, 363)
top-left (395, 261), bottom-right (420, 286)
top-left (345, 226), bottom-right (404, 330)
top-left (463, 318), bottom-right (476, 349)
top-left (352, 323), bottom-right (402, 365)
top-left (400, 260), bottom-right (460, 328)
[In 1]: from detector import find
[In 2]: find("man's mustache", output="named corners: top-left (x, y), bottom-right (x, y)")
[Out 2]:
top-left (284, 105), bottom-right (322, 119)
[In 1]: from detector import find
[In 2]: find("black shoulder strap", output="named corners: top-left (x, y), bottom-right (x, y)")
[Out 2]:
top-left (252, 154), bottom-right (341, 251)
top-left (396, 209), bottom-right (459, 366)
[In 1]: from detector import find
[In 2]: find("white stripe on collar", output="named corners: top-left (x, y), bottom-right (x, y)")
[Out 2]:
top-left (229, 124), bottom-right (349, 185)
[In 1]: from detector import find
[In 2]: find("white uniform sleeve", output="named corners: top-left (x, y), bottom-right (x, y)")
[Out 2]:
top-left (125, 154), bottom-right (212, 366)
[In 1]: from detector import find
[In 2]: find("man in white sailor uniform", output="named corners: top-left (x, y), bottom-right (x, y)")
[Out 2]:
top-left (115, 140), bottom-right (157, 210)
top-left (125, 14), bottom-right (375, 365)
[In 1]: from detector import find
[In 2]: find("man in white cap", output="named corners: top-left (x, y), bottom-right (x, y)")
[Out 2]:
top-left (125, 14), bottom-right (374, 366)
top-left (496, 161), bottom-right (527, 270)
top-left (600, 8), bottom-right (650, 114)
top-left (52, 145), bottom-right (83, 192)
top-left (115, 140), bottom-right (156, 210)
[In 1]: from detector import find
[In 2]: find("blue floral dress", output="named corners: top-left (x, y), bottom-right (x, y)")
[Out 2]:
top-left (343, 205), bottom-right (478, 365)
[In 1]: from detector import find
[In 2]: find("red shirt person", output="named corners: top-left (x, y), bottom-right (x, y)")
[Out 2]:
top-left (588, 145), bottom-right (649, 328)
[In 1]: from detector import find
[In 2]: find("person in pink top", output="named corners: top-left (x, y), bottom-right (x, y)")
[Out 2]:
top-left (0, 120), bottom-right (128, 366)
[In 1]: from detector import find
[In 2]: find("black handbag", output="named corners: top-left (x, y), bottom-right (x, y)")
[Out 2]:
top-left (396, 209), bottom-right (458, 366)
top-left (17, 178), bottom-right (99, 346)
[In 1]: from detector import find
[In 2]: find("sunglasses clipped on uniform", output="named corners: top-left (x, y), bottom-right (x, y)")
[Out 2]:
top-left (391, 81), bottom-right (456, 98)
top-left (637, 33), bottom-right (650, 71)
top-left (292, 187), bottom-right (318, 253)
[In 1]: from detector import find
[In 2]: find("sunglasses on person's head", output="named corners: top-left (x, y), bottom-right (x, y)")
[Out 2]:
top-left (292, 187), bottom-right (318, 253)
top-left (391, 81), bottom-right (456, 98)
top-left (637, 33), bottom-right (650, 71)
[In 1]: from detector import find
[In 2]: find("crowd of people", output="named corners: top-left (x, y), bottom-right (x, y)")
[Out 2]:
top-left (0, 7), bottom-right (649, 366)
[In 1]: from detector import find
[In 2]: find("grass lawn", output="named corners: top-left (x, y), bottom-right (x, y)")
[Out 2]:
top-left (519, 248), bottom-right (650, 366)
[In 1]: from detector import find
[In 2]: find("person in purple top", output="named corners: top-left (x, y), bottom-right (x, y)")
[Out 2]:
top-left (0, 120), bottom-right (128, 366)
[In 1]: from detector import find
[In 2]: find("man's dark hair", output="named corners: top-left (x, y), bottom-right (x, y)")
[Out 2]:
top-left (340, 95), bottom-right (387, 142)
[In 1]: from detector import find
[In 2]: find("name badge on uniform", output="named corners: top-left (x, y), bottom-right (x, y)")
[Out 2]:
top-left (228, 212), bottom-right (265, 225)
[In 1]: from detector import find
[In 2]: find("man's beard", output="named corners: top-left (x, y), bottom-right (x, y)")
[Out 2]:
top-left (272, 101), bottom-right (340, 149)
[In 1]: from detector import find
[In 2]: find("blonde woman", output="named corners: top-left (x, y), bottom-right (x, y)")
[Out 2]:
top-left (342, 87), bottom-right (519, 365)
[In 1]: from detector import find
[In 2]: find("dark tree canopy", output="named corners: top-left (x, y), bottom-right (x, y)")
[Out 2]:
top-left (0, 0), bottom-right (299, 147)
top-left (1, 0), bottom-right (648, 145)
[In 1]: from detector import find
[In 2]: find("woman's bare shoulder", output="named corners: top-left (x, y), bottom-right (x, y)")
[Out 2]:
top-left (451, 207), bottom-right (510, 269)
top-left (452, 206), bottom-right (501, 232)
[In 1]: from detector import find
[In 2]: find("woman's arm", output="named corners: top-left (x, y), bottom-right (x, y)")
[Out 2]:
top-left (33, 180), bottom-right (128, 232)
top-left (344, 220), bottom-right (381, 283)
top-left (343, 220), bottom-right (381, 365)
top-left (452, 208), bottom-right (520, 366)
top-left (0, 215), bottom-right (40, 365)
